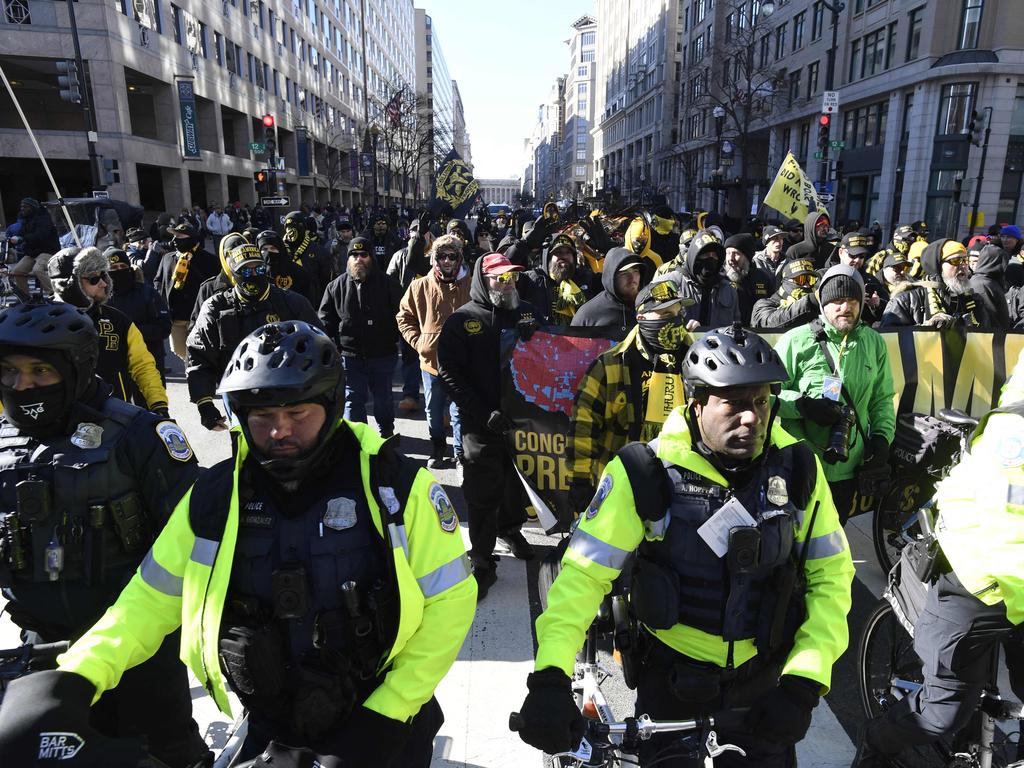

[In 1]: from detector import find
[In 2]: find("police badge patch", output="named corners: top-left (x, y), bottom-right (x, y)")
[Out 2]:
top-left (156, 421), bottom-right (194, 462)
top-left (429, 483), bottom-right (458, 533)
top-left (586, 474), bottom-right (613, 519)
top-left (324, 496), bottom-right (358, 530)
top-left (766, 476), bottom-right (789, 506)
top-left (70, 423), bottom-right (104, 450)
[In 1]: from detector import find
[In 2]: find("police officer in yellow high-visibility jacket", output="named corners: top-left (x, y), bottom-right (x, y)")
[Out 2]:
top-left (516, 324), bottom-right (854, 767)
top-left (0, 321), bottom-right (476, 768)
top-left (853, 402), bottom-right (1024, 766)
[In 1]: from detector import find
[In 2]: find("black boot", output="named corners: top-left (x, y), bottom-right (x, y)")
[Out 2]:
top-left (471, 555), bottom-right (498, 601)
top-left (850, 720), bottom-right (893, 768)
top-left (427, 437), bottom-right (450, 469)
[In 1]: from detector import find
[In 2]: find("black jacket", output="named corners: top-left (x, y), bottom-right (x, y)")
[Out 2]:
top-left (785, 212), bottom-right (836, 269)
top-left (571, 247), bottom-right (648, 333)
top-left (729, 265), bottom-right (775, 325)
top-left (361, 228), bottom-right (404, 270)
top-left (751, 290), bottom-right (819, 330)
top-left (318, 268), bottom-right (403, 358)
top-left (969, 245), bottom-right (1011, 329)
top-left (18, 206), bottom-right (59, 258)
top-left (187, 285), bottom-right (319, 403)
top-left (154, 247), bottom-right (220, 321)
top-left (437, 257), bottom-right (536, 434)
top-left (267, 253), bottom-right (317, 307)
top-left (517, 245), bottom-right (597, 326)
top-left (386, 233), bottom-right (430, 293)
top-left (108, 279), bottom-right (171, 371)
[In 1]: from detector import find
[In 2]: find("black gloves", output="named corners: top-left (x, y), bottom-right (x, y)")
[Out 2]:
top-left (797, 396), bottom-right (845, 426)
top-left (487, 410), bottom-right (515, 435)
top-left (0, 670), bottom-right (147, 767)
top-left (252, 741), bottom-right (344, 768)
top-left (517, 316), bottom-right (539, 341)
top-left (152, 406), bottom-right (170, 419)
top-left (745, 674), bottom-right (820, 746)
top-left (515, 667), bottom-right (586, 755)
top-left (569, 478), bottom-right (596, 515)
top-left (334, 706), bottom-right (412, 768)
top-left (198, 400), bottom-right (227, 431)
top-left (861, 435), bottom-right (890, 472)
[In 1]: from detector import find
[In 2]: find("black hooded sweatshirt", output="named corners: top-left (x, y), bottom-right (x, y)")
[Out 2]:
top-left (571, 247), bottom-right (649, 332)
top-left (517, 242), bottom-right (597, 325)
top-left (437, 257), bottom-right (536, 435)
top-left (970, 244), bottom-right (1011, 329)
top-left (785, 212), bottom-right (836, 269)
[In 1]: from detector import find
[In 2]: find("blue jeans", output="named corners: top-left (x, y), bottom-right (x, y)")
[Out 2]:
top-left (422, 370), bottom-right (461, 454)
top-left (342, 355), bottom-right (396, 435)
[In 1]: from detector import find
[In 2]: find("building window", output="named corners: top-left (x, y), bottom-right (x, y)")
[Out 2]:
top-left (937, 82), bottom-right (977, 135)
top-left (581, 31), bottom-right (595, 46)
top-left (793, 11), bottom-right (805, 50)
top-left (811, 1), bottom-right (824, 41)
top-left (906, 6), bottom-right (923, 61)
top-left (759, 33), bottom-right (770, 67)
top-left (788, 70), bottom-right (801, 106)
top-left (842, 101), bottom-right (888, 149)
top-left (575, 164), bottom-right (587, 176)
top-left (799, 122), bottom-right (810, 159)
top-left (578, 82), bottom-right (587, 94)
top-left (862, 27), bottom-right (886, 77)
top-left (725, 12), bottom-right (734, 42)
top-left (958, 0), bottom-right (983, 49)
top-left (582, 50), bottom-right (594, 62)
top-left (578, 99), bottom-right (587, 112)
top-left (774, 23), bottom-right (787, 60)
top-left (807, 60), bottom-right (820, 98)
top-left (171, 3), bottom-right (182, 44)
top-left (214, 31), bottom-right (224, 65)
top-left (576, 149), bottom-right (587, 160)
top-left (578, 65), bottom-right (587, 76)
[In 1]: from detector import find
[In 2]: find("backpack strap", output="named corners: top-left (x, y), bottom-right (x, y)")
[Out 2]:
top-left (616, 440), bottom-right (672, 526)
top-left (369, 441), bottom-right (421, 558)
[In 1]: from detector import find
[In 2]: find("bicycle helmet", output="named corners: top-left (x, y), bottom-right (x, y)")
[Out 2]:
top-left (217, 321), bottom-right (343, 481)
top-left (0, 298), bottom-right (99, 400)
top-left (683, 323), bottom-right (788, 402)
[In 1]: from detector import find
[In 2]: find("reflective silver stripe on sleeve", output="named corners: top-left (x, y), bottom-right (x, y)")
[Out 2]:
top-left (190, 537), bottom-right (219, 567)
top-left (417, 554), bottom-right (471, 598)
top-left (568, 528), bottom-right (631, 570)
top-left (1008, 485), bottom-right (1024, 505)
top-left (140, 550), bottom-right (183, 597)
top-left (802, 530), bottom-right (847, 560)
top-left (388, 523), bottom-right (410, 558)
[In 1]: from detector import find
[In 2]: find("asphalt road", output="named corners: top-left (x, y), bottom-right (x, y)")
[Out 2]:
top-left (1, 350), bottom-right (894, 766)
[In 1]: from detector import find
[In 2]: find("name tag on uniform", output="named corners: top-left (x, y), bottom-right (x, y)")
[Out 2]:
top-left (697, 497), bottom-right (756, 558)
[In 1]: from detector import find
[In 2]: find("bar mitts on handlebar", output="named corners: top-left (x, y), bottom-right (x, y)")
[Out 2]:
top-left (334, 705), bottom-right (412, 768)
top-left (516, 667), bottom-right (586, 755)
top-left (0, 669), bottom-right (147, 766)
top-left (745, 674), bottom-right (821, 746)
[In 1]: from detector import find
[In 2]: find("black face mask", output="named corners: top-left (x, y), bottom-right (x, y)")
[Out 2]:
top-left (637, 315), bottom-right (690, 357)
top-left (693, 258), bottom-right (720, 288)
top-left (109, 269), bottom-right (135, 295)
top-left (175, 236), bottom-right (199, 253)
top-left (234, 275), bottom-right (270, 302)
top-left (1, 382), bottom-right (68, 435)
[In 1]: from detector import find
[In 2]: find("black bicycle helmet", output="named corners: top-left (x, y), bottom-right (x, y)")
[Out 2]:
top-left (683, 323), bottom-right (788, 402)
top-left (0, 298), bottom-right (99, 399)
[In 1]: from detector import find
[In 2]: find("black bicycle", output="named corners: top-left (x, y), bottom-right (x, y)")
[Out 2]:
top-left (871, 408), bottom-right (978, 574)
top-left (858, 507), bottom-right (1024, 768)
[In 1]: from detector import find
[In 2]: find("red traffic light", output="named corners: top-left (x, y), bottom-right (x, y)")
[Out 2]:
top-left (253, 170), bottom-right (267, 183)
top-left (262, 114), bottom-right (275, 128)
top-left (819, 114), bottom-right (831, 127)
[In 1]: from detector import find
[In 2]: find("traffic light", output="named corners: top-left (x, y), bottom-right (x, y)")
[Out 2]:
top-left (102, 158), bottom-right (119, 185)
top-left (253, 169), bottom-right (268, 194)
top-left (817, 114), bottom-right (831, 151)
top-left (262, 114), bottom-right (276, 158)
top-left (967, 110), bottom-right (981, 147)
top-left (56, 60), bottom-right (81, 104)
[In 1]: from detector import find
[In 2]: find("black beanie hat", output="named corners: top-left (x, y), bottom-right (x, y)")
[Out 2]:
top-left (818, 274), bottom-right (861, 306)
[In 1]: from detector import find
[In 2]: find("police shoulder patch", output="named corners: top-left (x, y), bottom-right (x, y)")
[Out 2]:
top-left (464, 319), bottom-right (483, 334)
top-left (586, 473), bottom-right (613, 519)
top-left (429, 482), bottom-right (459, 532)
top-left (156, 420), bottom-right (194, 462)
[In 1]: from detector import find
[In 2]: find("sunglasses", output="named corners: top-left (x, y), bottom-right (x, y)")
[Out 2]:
top-left (435, 252), bottom-right (460, 262)
top-left (943, 256), bottom-right (968, 267)
top-left (82, 273), bottom-right (107, 285)
top-left (236, 264), bottom-right (269, 279)
top-left (889, 264), bottom-right (910, 273)
top-left (487, 272), bottom-right (517, 284)
top-left (792, 274), bottom-right (817, 287)
top-left (350, 251), bottom-right (372, 259)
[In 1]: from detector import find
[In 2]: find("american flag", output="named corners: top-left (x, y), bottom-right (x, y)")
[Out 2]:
top-left (385, 90), bottom-right (402, 127)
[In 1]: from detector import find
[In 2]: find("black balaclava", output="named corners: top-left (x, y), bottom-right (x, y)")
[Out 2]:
top-left (225, 242), bottom-right (271, 302)
top-left (282, 212), bottom-right (306, 247)
top-left (637, 314), bottom-right (689, 357)
top-left (0, 348), bottom-right (73, 437)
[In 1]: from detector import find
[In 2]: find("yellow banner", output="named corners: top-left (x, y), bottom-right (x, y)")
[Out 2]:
top-left (764, 151), bottom-right (827, 221)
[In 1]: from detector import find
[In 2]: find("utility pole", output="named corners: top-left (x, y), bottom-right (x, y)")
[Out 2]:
top-left (821, 2), bottom-right (845, 191)
top-left (968, 106), bottom-right (993, 238)
top-left (65, 0), bottom-right (101, 190)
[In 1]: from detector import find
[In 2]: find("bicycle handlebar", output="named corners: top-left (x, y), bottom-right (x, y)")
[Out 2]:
top-left (0, 641), bottom-right (70, 661)
top-left (509, 708), bottom-right (750, 739)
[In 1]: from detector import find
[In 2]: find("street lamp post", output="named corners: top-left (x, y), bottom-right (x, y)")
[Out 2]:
top-left (820, 1), bottom-right (846, 189)
top-left (713, 105), bottom-right (726, 212)
top-left (370, 123), bottom-right (381, 210)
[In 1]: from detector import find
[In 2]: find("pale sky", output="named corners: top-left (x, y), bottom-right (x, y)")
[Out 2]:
top-left (419, 0), bottom-right (596, 180)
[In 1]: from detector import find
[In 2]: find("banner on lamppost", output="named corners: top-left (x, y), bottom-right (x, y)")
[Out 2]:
top-left (296, 126), bottom-right (310, 177)
top-left (176, 79), bottom-right (200, 160)
top-left (764, 151), bottom-right (826, 220)
top-left (132, 0), bottom-right (155, 29)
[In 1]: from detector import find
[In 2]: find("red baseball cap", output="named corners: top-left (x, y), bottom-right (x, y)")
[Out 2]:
top-left (481, 253), bottom-right (523, 275)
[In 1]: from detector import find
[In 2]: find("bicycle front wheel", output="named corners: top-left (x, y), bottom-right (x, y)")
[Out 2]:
top-left (857, 600), bottom-right (952, 768)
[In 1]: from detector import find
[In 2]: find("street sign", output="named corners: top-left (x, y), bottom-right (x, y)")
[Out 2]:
top-left (814, 150), bottom-right (825, 160)
top-left (822, 91), bottom-right (839, 114)
top-left (818, 193), bottom-right (835, 203)
top-left (721, 140), bottom-right (734, 155)
top-left (249, 142), bottom-right (266, 152)
top-left (721, 157), bottom-right (735, 167)
top-left (830, 140), bottom-right (846, 150)
top-left (91, 190), bottom-right (110, 199)
top-left (260, 196), bottom-right (290, 207)
top-left (815, 181), bottom-right (834, 195)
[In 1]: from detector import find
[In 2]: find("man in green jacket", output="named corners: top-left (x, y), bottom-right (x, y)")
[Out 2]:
top-left (775, 265), bottom-right (896, 524)
top-left (0, 321), bottom-right (477, 768)
top-left (517, 325), bottom-right (854, 767)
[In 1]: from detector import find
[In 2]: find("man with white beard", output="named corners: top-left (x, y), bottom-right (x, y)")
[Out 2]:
top-left (723, 233), bottom-right (775, 325)
top-left (881, 239), bottom-right (990, 328)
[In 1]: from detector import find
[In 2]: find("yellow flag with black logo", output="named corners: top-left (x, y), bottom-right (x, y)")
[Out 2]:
top-left (429, 148), bottom-right (480, 219)
top-left (764, 151), bottom-right (827, 220)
